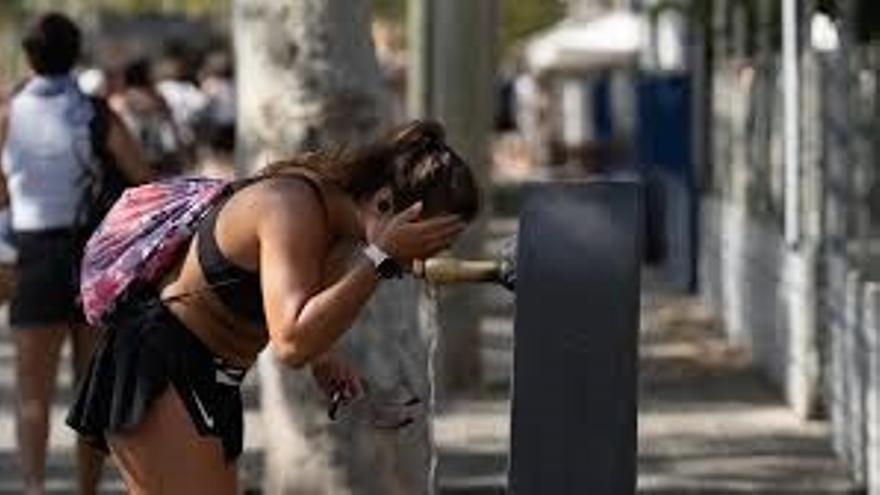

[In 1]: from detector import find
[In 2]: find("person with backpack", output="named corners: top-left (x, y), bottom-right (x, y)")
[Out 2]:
top-left (0, 13), bottom-right (155, 495)
top-left (110, 58), bottom-right (188, 177)
top-left (66, 120), bottom-right (479, 493)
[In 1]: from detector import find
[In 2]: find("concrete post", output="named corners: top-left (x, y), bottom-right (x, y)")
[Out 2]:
top-left (407, 0), bottom-right (433, 119)
top-left (864, 282), bottom-right (880, 495)
top-left (783, 0), bottom-right (821, 420)
top-left (782, 0), bottom-right (801, 245)
top-left (430, 0), bottom-right (496, 396)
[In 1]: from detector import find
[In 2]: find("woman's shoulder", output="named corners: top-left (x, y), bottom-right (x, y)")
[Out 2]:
top-left (255, 168), bottom-right (333, 202)
top-left (238, 171), bottom-right (332, 218)
top-left (227, 176), bottom-right (334, 248)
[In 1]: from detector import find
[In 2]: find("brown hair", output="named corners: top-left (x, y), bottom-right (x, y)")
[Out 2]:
top-left (264, 120), bottom-right (480, 221)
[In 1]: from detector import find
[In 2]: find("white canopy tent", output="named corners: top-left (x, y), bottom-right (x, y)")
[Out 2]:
top-left (524, 11), bottom-right (645, 75)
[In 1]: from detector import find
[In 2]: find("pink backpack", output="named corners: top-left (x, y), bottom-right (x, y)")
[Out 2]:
top-left (80, 176), bottom-right (232, 325)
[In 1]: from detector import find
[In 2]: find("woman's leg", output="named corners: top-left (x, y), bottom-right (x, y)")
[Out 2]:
top-left (108, 387), bottom-right (237, 495)
top-left (70, 323), bottom-right (105, 495)
top-left (13, 325), bottom-right (67, 495)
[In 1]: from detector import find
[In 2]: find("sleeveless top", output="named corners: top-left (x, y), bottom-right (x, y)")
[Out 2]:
top-left (196, 174), bottom-right (326, 326)
top-left (1, 76), bottom-right (97, 231)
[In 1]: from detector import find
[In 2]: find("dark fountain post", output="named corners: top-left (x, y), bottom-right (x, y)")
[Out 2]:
top-left (415, 180), bottom-right (642, 494)
top-left (509, 181), bottom-right (641, 494)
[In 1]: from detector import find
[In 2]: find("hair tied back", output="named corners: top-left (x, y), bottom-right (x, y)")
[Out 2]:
top-left (394, 120), bottom-right (445, 152)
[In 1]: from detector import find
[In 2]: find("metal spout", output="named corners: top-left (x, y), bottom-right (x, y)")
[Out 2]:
top-left (412, 257), bottom-right (516, 291)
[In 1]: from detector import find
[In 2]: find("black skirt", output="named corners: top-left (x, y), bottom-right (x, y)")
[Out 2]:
top-left (10, 229), bottom-right (84, 327)
top-left (66, 283), bottom-right (248, 460)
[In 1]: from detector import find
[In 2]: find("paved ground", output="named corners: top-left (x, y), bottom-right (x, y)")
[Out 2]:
top-left (433, 287), bottom-right (859, 494)
top-left (635, 293), bottom-right (856, 494)
top-left (0, 268), bottom-right (860, 493)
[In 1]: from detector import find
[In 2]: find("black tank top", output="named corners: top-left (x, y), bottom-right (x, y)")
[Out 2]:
top-left (196, 174), bottom-right (325, 326)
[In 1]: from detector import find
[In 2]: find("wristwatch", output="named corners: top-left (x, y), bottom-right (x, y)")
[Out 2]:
top-left (362, 244), bottom-right (403, 279)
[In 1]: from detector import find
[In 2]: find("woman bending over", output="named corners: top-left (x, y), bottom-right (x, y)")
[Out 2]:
top-left (67, 120), bottom-right (479, 493)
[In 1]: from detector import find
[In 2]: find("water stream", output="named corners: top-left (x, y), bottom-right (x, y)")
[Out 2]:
top-left (418, 284), bottom-right (441, 494)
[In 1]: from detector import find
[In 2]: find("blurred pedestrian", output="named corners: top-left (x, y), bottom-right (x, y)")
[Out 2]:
top-left (110, 58), bottom-right (187, 176)
top-left (198, 50), bottom-right (236, 134)
top-left (194, 119), bottom-right (236, 180)
top-left (0, 13), bottom-right (154, 495)
top-left (155, 46), bottom-right (208, 154)
top-left (194, 49), bottom-right (236, 179)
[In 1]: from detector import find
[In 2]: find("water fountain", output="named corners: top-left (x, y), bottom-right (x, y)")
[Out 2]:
top-left (417, 179), bottom-right (641, 495)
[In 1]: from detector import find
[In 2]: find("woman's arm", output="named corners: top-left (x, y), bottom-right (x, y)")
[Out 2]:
top-left (258, 181), bottom-right (379, 368)
top-left (259, 181), bottom-right (464, 368)
top-left (105, 109), bottom-right (155, 184)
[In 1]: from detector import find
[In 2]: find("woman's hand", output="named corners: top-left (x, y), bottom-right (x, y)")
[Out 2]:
top-left (369, 202), bottom-right (466, 266)
top-left (310, 352), bottom-right (364, 405)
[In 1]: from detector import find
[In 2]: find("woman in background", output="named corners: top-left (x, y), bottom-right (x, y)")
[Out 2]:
top-left (110, 58), bottom-right (187, 177)
top-left (0, 12), bottom-right (153, 495)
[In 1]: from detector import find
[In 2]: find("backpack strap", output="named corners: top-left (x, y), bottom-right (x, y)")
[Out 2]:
top-left (67, 97), bottom-right (132, 259)
top-left (88, 96), bottom-right (111, 165)
top-left (158, 171), bottom-right (329, 311)
top-left (87, 96), bottom-right (131, 195)
top-left (0, 104), bottom-right (8, 208)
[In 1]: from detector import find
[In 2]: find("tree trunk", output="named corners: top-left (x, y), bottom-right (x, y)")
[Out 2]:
top-left (234, 1), bottom-right (435, 493)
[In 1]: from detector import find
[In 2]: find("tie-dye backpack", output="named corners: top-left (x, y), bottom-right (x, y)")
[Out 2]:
top-left (79, 176), bottom-right (232, 325)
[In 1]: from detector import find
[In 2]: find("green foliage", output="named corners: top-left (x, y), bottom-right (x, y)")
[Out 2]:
top-left (7, 0), bottom-right (569, 59)
top-left (371, 0), bottom-right (567, 58)
top-left (374, 0), bottom-right (406, 21)
top-left (0, 0), bottom-right (25, 19)
top-left (500, 0), bottom-right (566, 55)
top-left (93, 0), bottom-right (220, 15)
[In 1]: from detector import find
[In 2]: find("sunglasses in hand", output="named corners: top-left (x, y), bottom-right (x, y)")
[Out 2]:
top-left (327, 388), bottom-right (423, 431)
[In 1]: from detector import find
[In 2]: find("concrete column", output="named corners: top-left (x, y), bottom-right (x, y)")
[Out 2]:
top-left (782, 0), bottom-right (801, 244)
top-left (865, 281), bottom-right (880, 495)
top-left (407, 0), bottom-right (433, 119)
top-left (780, 0), bottom-right (820, 420)
top-left (430, 0), bottom-right (496, 396)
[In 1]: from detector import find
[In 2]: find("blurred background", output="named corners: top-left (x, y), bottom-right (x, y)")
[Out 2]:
top-left (1, 0), bottom-right (880, 493)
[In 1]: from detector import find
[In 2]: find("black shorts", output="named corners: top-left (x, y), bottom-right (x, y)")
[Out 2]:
top-left (66, 283), bottom-right (248, 460)
top-left (10, 229), bottom-right (84, 327)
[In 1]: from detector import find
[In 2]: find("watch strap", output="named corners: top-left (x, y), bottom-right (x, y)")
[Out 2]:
top-left (362, 244), bottom-right (402, 278)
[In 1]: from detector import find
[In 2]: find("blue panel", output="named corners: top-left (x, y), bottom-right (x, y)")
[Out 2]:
top-left (636, 74), bottom-right (693, 179)
top-left (635, 73), bottom-right (698, 291)
top-left (593, 73), bottom-right (614, 144)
